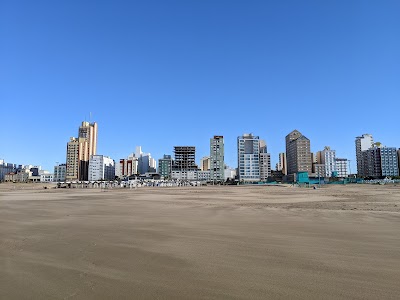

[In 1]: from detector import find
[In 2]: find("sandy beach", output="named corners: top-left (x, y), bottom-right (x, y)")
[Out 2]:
top-left (1, 183), bottom-right (400, 299)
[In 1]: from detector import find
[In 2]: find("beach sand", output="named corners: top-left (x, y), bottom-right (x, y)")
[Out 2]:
top-left (1, 184), bottom-right (400, 299)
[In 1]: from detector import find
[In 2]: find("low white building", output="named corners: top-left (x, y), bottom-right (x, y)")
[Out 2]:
top-left (88, 155), bottom-right (115, 181)
top-left (171, 170), bottom-right (198, 180)
top-left (54, 164), bottom-right (66, 182)
top-left (40, 173), bottom-right (54, 182)
top-left (197, 170), bottom-right (210, 181)
top-left (224, 167), bottom-right (237, 181)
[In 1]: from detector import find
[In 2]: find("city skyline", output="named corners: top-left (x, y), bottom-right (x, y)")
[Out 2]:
top-left (1, 119), bottom-right (398, 175)
top-left (1, 1), bottom-right (400, 171)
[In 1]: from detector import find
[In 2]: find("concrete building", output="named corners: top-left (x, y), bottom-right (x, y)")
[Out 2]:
top-left (398, 150), bottom-right (400, 175)
top-left (134, 146), bottom-right (156, 174)
top-left (66, 137), bottom-right (80, 181)
top-left (314, 164), bottom-right (325, 178)
top-left (158, 155), bottom-right (172, 179)
top-left (277, 153), bottom-right (287, 175)
top-left (259, 140), bottom-right (271, 181)
top-left (0, 160), bottom-right (16, 182)
top-left (88, 155), bottom-right (115, 181)
top-left (285, 130), bottom-right (312, 175)
top-left (17, 168), bottom-right (31, 182)
top-left (355, 134), bottom-right (374, 177)
top-left (4, 172), bottom-right (17, 182)
top-left (335, 158), bottom-right (348, 177)
top-left (197, 170), bottom-right (211, 181)
top-left (30, 166), bottom-right (41, 176)
top-left (171, 146), bottom-right (198, 180)
top-left (237, 134), bottom-right (260, 182)
top-left (200, 156), bottom-right (210, 171)
top-left (362, 148), bottom-right (381, 178)
top-left (77, 121), bottom-right (98, 181)
top-left (210, 136), bottom-right (225, 182)
top-left (171, 170), bottom-right (198, 180)
top-left (54, 164), bottom-right (66, 182)
top-left (118, 156), bottom-right (138, 179)
top-left (224, 166), bottom-right (237, 181)
top-left (379, 147), bottom-right (398, 177)
top-left (40, 173), bottom-right (54, 182)
top-left (316, 147), bottom-right (336, 178)
top-left (362, 146), bottom-right (399, 178)
top-left (311, 153), bottom-right (317, 173)
top-left (149, 157), bottom-right (157, 173)
top-left (66, 121), bottom-right (98, 181)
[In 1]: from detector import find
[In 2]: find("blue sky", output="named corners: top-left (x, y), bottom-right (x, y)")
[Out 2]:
top-left (1, 0), bottom-right (399, 171)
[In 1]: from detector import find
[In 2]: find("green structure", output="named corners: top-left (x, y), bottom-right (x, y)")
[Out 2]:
top-left (296, 172), bottom-right (310, 184)
top-left (158, 155), bottom-right (172, 179)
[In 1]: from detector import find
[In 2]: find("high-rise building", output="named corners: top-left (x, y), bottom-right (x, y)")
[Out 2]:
top-left (277, 153), bottom-right (287, 175)
top-left (259, 140), bottom-right (271, 181)
top-left (285, 130), bottom-right (312, 175)
top-left (171, 146), bottom-right (198, 180)
top-left (158, 155), bottom-right (173, 179)
top-left (66, 121), bottom-right (98, 181)
top-left (210, 136), bottom-right (225, 182)
top-left (66, 137), bottom-right (81, 181)
top-left (316, 146), bottom-right (336, 178)
top-left (362, 146), bottom-right (398, 178)
top-left (200, 156), bottom-right (210, 171)
top-left (335, 158), bottom-right (348, 177)
top-left (134, 146), bottom-right (156, 174)
top-left (311, 152), bottom-right (317, 173)
top-left (78, 121), bottom-right (98, 181)
top-left (355, 134), bottom-right (374, 177)
top-left (398, 149), bottom-right (400, 175)
top-left (237, 134), bottom-right (260, 182)
top-left (88, 155), bottom-right (115, 181)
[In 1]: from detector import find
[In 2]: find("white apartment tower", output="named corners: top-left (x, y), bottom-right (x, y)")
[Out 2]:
top-left (237, 134), bottom-right (260, 182)
top-left (88, 155), bottom-right (115, 181)
top-left (317, 146), bottom-right (336, 178)
top-left (335, 158), bottom-right (348, 177)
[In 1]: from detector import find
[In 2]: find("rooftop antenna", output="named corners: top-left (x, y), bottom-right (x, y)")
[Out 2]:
top-left (89, 112), bottom-right (92, 122)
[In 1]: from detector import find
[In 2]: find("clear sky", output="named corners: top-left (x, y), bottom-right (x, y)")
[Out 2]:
top-left (1, 0), bottom-right (399, 171)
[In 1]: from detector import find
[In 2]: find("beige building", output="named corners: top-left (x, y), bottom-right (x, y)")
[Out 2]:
top-left (314, 164), bottom-right (325, 177)
top-left (4, 172), bottom-right (17, 182)
top-left (285, 130), bottom-right (312, 175)
top-left (5, 169), bottom-right (31, 182)
top-left (66, 121), bottom-right (98, 181)
top-left (277, 152), bottom-right (287, 175)
top-left (200, 156), bottom-right (210, 171)
top-left (66, 137), bottom-right (80, 180)
top-left (259, 140), bottom-right (271, 181)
